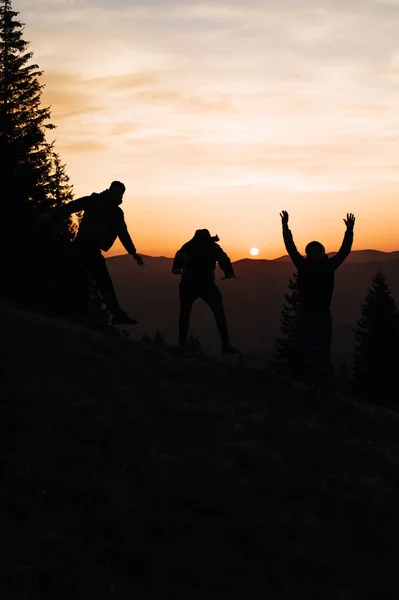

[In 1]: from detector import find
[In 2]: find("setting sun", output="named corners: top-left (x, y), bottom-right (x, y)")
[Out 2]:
top-left (250, 247), bottom-right (259, 257)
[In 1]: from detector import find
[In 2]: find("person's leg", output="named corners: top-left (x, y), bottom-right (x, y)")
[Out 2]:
top-left (300, 311), bottom-right (318, 384)
top-left (83, 248), bottom-right (136, 323)
top-left (317, 310), bottom-right (333, 387)
top-left (48, 241), bottom-right (91, 317)
top-left (51, 249), bottom-right (89, 317)
top-left (178, 283), bottom-right (196, 346)
top-left (200, 284), bottom-right (238, 353)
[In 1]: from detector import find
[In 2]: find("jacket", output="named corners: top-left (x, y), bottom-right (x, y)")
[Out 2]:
top-left (282, 225), bottom-right (353, 310)
top-left (172, 237), bottom-right (235, 284)
top-left (54, 191), bottom-right (136, 254)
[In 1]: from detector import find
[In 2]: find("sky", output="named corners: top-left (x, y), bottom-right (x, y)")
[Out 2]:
top-left (13, 0), bottom-right (399, 260)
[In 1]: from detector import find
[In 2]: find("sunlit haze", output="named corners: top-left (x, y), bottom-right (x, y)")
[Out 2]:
top-left (15, 0), bottom-right (399, 260)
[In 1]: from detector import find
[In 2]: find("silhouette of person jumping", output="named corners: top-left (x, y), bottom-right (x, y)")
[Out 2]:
top-left (280, 210), bottom-right (355, 387)
top-left (38, 181), bottom-right (143, 324)
top-left (172, 229), bottom-right (239, 354)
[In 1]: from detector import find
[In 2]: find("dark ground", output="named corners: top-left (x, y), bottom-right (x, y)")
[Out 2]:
top-left (1, 300), bottom-right (399, 599)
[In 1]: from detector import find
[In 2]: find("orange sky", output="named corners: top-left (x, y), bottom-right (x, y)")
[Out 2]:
top-left (15, 0), bottom-right (399, 260)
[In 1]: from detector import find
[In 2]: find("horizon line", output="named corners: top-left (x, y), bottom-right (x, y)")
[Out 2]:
top-left (106, 248), bottom-right (399, 262)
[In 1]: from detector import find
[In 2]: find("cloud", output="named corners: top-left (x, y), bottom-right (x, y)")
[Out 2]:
top-left (59, 139), bottom-right (107, 153)
top-left (41, 70), bottom-right (104, 120)
top-left (109, 122), bottom-right (143, 136)
top-left (11, 0), bottom-right (399, 254)
top-left (343, 104), bottom-right (393, 114)
top-left (87, 72), bottom-right (160, 91)
top-left (135, 90), bottom-right (232, 113)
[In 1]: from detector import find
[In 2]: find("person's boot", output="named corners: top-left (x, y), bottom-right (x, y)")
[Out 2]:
top-left (112, 309), bottom-right (138, 325)
top-left (221, 342), bottom-right (240, 355)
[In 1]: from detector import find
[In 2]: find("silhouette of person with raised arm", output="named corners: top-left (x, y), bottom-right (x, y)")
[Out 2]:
top-left (280, 210), bottom-right (355, 387)
top-left (38, 181), bottom-right (143, 324)
top-left (172, 229), bottom-right (239, 354)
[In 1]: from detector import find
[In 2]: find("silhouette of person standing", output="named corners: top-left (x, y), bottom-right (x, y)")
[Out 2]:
top-left (172, 229), bottom-right (239, 354)
top-left (280, 210), bottom-right (355, 387)
top-left (38, 181), bottom-right (143, 324)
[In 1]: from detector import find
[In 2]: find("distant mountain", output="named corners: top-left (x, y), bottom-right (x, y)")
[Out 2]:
top-left (108, 250), bottom-right (399, 273)
top-left (107, 251), bottom-right (399, 366)
top-left (107, 254), bottom-right (173, 271)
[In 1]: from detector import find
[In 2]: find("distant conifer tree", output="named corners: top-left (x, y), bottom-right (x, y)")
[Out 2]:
top-left (153, 329), bottom-right (167, 349)
top-left (272, 271), bottom-right (301, 378)
top-left (187, 333), bottom-right (203, 356)
top-left (353, 271), bottom-right (399, 404)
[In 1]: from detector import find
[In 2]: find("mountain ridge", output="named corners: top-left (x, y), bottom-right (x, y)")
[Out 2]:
top-left (107, 249), bottom-right (399, 268)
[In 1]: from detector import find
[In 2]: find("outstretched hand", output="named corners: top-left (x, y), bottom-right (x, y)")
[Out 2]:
top-left (344, 213), bottom-right (355, 230)
top-left (280, 210), bottom-right (289, 226)
top-left (133, 253), bottom-right (144, 266)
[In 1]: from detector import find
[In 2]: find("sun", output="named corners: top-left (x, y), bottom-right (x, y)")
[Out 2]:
top-left (249, 247), bottom-right (259, 256)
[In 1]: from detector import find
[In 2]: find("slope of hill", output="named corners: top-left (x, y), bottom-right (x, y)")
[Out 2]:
top-left (1, 301), bottom-right (399, 599)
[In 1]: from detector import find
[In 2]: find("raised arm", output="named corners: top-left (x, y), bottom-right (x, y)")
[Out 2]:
top-left (37, 195), bottom-right (94, 223)
top-left (329, 213), bottom-right (355, 270)
top-left (280, 211), bottom-right (305, 270)
top-left (215, 245), bottom-right (236, 279)
top-left (118, 216), bottom-right (143, 266)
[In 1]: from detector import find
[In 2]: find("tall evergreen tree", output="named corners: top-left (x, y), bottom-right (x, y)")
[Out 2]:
top-left (272, 271), bottom-right (301, 377)
top-left (353, 271), bottom-right (399, 404)
top-left (0, 0), bottom-right (54, 218)
top-left (0, 0), bottom-right (74, 302)
top-left (46, 149), bottom-right (76, 239)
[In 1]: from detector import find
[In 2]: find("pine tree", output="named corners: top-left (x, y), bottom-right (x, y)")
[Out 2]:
top-left (0, 0), bottom-right (75, 303)
top-left (37, 149), bottom-right (75, 301)
top-left (272, 271), bottom-right (301, 378)
top-left (187, 333), bottom-right (203, 356)
top-left (153, 329), bottom-right (167, 349)
top-left (46, 149), bottom-right (77, 241)
top-left (0, 0), bottom-right (55, 220)
top-left (353, 271), bottom-right (399, 404)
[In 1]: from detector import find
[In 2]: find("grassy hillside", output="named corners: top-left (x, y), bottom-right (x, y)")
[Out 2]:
top-left (1, 301), bottom-right (399, 599)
